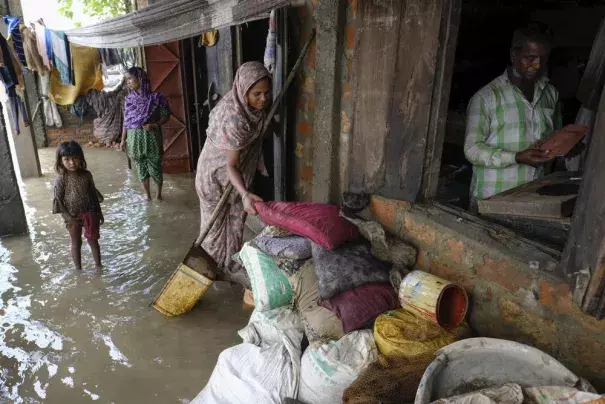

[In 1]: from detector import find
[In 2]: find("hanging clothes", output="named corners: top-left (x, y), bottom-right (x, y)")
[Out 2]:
top-left (70, 95), bottom-right (88, 120)
top-left (98, 48), bottom-right (121, 67)
top-left (34, 23), bottom-right (51, 71)
top-left (4, 16), bottom-right (26, 66)
top-left (263, 10), bottom-right (276, 74)
top-left (48, 29), bottom-right (74, 85)
top-left (86, 83), bottom-right (128, 145)
top-left (0, 67), bottom-right (29, 135)
top-left (21, 26), bottom-right (47, 74)
top-left (0, 34), bottom-right (19, 86)
top-left (50, 44), bottom-right (103, 106)
top-left (38, 73), bottom-right (62, 127)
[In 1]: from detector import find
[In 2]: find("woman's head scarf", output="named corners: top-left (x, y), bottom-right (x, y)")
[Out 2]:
top-left (206, 61), bottom-right (271, 150)
top-left (123, 67), bottom-right (169, 129)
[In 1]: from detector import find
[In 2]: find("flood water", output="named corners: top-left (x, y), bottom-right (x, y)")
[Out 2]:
top-left (0, 148), bottom-right (252, 403)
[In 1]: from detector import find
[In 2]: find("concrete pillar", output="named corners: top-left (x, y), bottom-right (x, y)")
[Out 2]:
top-left (0, 102), bottom-right (27, 236)
top-left (311, 0), bottom-right (345, 204)
top-left (2, 0), bottom-right (43, 177)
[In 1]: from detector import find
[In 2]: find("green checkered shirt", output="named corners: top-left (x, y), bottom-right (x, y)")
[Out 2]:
top-left (464, 71), bottom-right (561, 200)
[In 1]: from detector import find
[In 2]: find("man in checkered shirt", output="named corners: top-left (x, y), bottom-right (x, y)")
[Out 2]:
top-left (464, 24), bottom-right (561, 209)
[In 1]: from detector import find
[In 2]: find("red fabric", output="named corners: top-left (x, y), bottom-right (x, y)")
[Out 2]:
top-left (254, 201), bottom-right (359, 250)
top-left (320, 283), bottom-right (400, 333)
top-left (78, 212), bottom-right (101, 240)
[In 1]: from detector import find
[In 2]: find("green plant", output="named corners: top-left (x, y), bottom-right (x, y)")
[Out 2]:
top-left (58, 0), bottom-right (133, 20)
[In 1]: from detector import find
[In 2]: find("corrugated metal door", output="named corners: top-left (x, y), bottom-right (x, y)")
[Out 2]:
top-left (145, 41), bottom-right (190, 173)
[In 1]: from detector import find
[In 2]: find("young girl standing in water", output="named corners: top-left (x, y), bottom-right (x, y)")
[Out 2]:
top-left (52, 141), bottom-right (104, 270)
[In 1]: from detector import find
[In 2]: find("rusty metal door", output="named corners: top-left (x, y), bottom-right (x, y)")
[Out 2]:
top-left (145, 41), bottom-right (190, 173)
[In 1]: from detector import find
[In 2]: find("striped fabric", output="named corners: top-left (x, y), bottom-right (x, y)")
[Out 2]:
top-left (464, 71), bottom-right (561, 200)
top-left (4, 16), bottom-right (26, 65)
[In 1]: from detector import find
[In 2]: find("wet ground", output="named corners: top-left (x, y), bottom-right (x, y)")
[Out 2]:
top-left (0, 148), bottom-right (252, 403)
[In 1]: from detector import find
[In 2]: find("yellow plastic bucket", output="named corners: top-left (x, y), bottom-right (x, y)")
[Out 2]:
top-left (152, 245), bottom-right (217, 316)
top-left (399, 270), bottom-right (468, 329)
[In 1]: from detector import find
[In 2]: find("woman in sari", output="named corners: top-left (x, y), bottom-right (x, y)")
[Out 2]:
top-left (196, 61), bottom-right (271, 288)
top-left (120, 67), bottom-right (170, 200)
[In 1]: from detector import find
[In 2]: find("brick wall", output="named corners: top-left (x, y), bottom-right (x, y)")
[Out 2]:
top-left (370, 196), bottom-right (605, 390)
top-left (46, 107), bottom-right (95, 147)
top-left (291, 0), bottom-right (357, 201)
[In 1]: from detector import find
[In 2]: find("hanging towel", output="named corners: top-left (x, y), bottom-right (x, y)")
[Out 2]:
top-left (48, 29), bottom-right (74, 85)
top-left (38, 73), bottom-right (62, 127)
top-left (34, 23), bottom-right (51, 71)
top-left (21, 26), bottom-right (47, 74)
top-left (50, 44), bottom-right (103, 105)
top-left (4, 16), bottom-right (26, 66)
top-left (98, 48), bottom-right (121, 67)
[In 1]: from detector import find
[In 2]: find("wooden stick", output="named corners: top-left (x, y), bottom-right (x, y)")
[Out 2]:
top-left (194, 29), bottom-right (316, 246)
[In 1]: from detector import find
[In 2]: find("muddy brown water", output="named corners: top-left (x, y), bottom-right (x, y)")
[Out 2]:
top-left (0, 148), bottom-right (252, 403)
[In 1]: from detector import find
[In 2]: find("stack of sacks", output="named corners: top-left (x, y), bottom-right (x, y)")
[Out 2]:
top-left (220, 201), bottom-right (426, 404)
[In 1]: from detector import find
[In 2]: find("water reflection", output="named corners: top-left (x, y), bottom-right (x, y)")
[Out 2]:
top-left (0, 148), bottom-right (251, 403)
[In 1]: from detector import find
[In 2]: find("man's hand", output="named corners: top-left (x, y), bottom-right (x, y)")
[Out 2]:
top-left (515, 148), bottom-right (554, 166)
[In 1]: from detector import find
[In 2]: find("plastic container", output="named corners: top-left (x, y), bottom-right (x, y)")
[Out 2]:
top-left (398, 270), bottom-right (468, 329)
top-left (415, 338), bottom-right (585, 404)
top-left (152, 245), bottom-right (216, 316)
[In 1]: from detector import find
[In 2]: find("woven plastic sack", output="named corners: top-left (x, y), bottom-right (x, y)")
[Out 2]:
top-left (312, 240), bottom-right (391, 300)
top-left (320, 283), bottom-right (400, 333)
top-left (193, 307), bottom-right (303, 404)
top-left (374, 309), bottom-right (470, 360)
top-left (255, 201), bottom-right (359, 249)
top-left (298, 330), bottom-right (378, 404)
top-left (290, 260), bottom-right (344, 343)
top-left (343, 354), bottom-right (434, 404)
top-left (239, 242), bottom-right (294, 311)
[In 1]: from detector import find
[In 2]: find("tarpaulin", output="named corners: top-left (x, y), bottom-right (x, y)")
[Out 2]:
top-left (65, 0), bottom-right (292, 49)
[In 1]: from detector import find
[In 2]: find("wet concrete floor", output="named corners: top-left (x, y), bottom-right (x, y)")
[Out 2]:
top-left (0, 148), bottom-right (253, 403)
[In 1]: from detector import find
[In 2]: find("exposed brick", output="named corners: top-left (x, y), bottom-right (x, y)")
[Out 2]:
top-left (345, 23), bottom-right (356, 50)
top-left (341, 111), bottom-right (351, 133)
top-left (303, 76), bottom-right (315, 94)
top-left (446, 239), bottom-right (464, 265)
top-left (307, 98), bottom-right (316, 114)
top-left (343, 82), bottom-right (353, 101)
top-left (301, 166), bottom-right (313, 181)
top-left (403, 215), bottom-right (437, 247)
top-left (498, 297), bottom-right (558, 351)
top-left (370, 197), bottom-right (402, 229)
top-left (348, 0), bottom-right (357, 16)
top-left (476, 257), bottom-right (530, 294)
top-left (430, 260), bottom-right (473, 289)
top-left (297, 121), bottom-right (313, 137)
top-left (295, 142), bottom-right (304, 159)
top-left (306, 39), bottom-right (317, 70)
top-left (538, 279), bottom-right (575, 315)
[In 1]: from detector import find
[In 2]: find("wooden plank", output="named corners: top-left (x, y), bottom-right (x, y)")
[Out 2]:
top-left (348, 0), bottom-right (455, 201)
top-left (421, 0), bottom-right (461, 201)
top-left (478, 172), bottom-right (579, 219)
top-left (348, 0), bottom-right (403, 194)
top-left (560, 82), bottom-right (605, 318)
top-left (383, 0), bottom-right (444, 200)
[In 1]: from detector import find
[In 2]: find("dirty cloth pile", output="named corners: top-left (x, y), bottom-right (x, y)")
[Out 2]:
top-left (431, 384), bottom-right (604, 404)
top-left (194, 201), bottom-right (474, 404)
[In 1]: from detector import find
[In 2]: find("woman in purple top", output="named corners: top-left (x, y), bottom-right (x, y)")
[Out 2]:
top-left (120, 67), bottom-right (171, 200)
